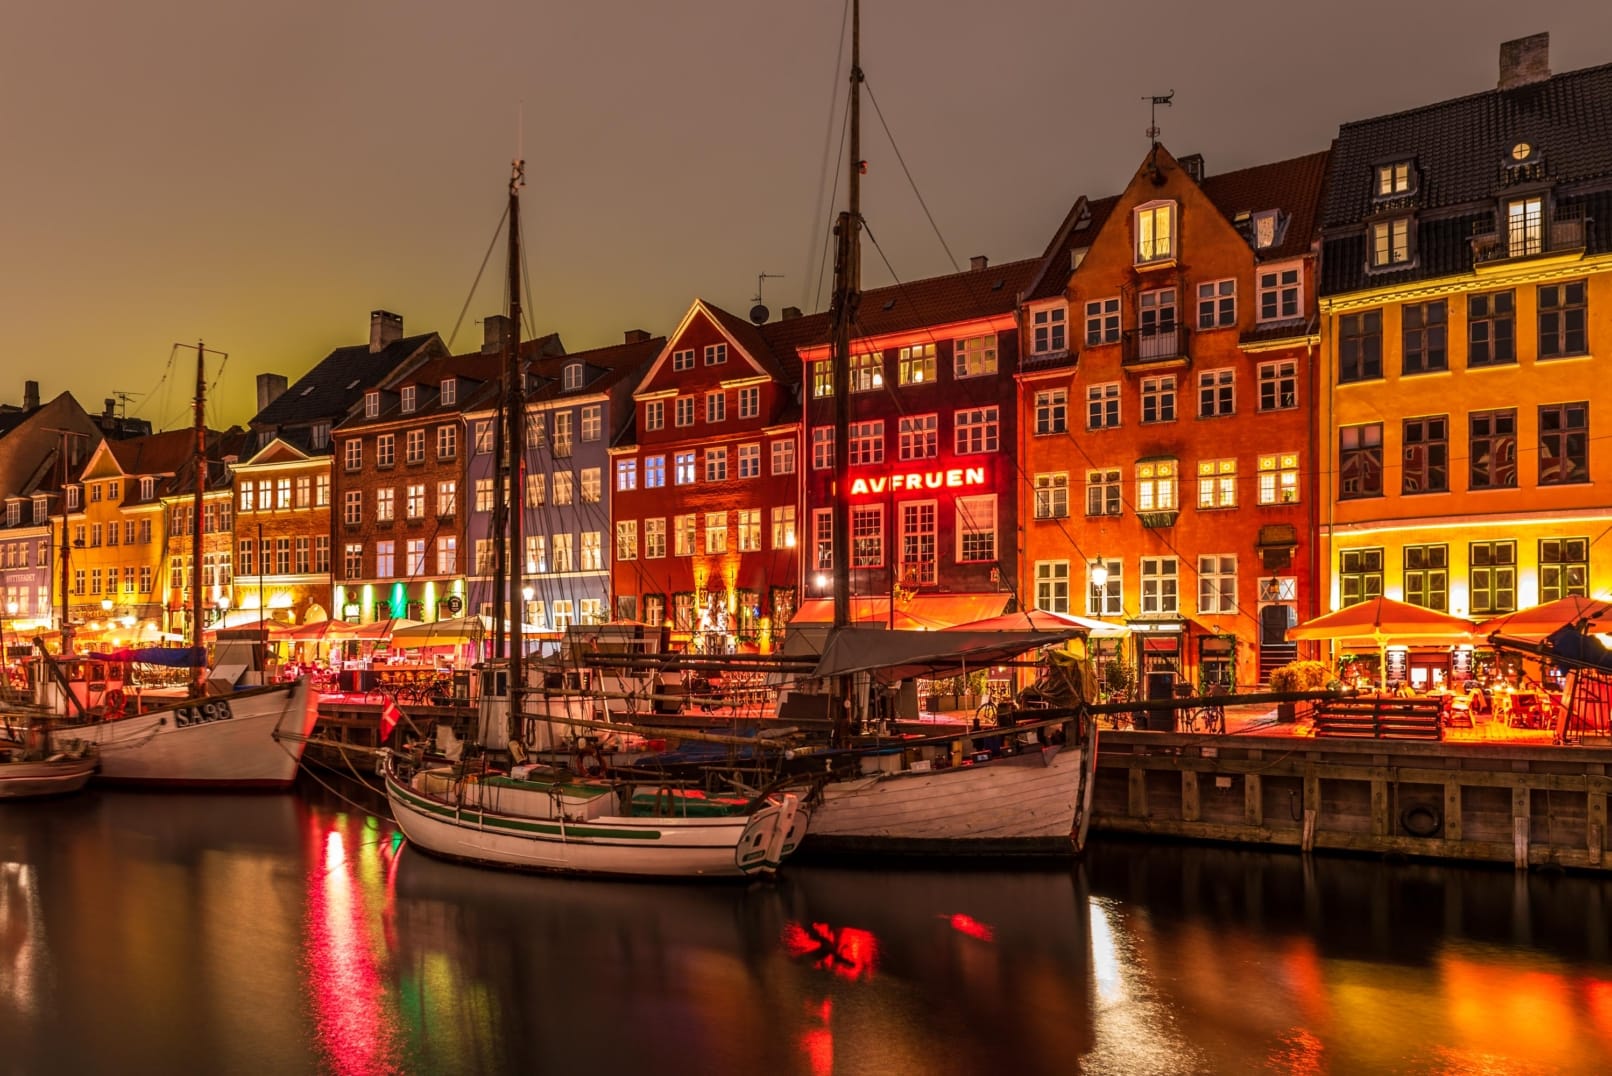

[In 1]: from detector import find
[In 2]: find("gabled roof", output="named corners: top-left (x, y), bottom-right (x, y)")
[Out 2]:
top-left (1024, 195), bottom-right (1121, 302)
top-left (104, 428), bottom-right (198, 477)
top-left (527, 335), bottom-right (663, 405)
top-left (1199, 149), bottom-right (1331, 261)
top-left (251, 332), bottom-right (442, 430)
top-left (333, 346), bottom-right (504, 433)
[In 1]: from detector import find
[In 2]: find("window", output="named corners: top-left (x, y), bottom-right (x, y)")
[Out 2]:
top-left (1138, 287), bottom-right (1177, 345)
top-left (1196, 459), bottom-right (1237, 509)
top-left (1469, 409), bottom-right (1518, 490)
top-left (812, 508), bottom-right (833, 569)
top-left (1198, 369), bottom-right (1234, 418)
top-left (1140, 376), bottom-right (1176, 424)
top-left (275, 478), bottom-right (292, 508)
top-left (474, 420), bottom-right (494, 455)
top-left (1034, 389), bottom-right (1067, 435)
top-left (581, 468), bottom-right (601, 503)
top-left (851, 506), bottom-right (882, 567)
top-left (1466, 291), bottom-right (1515, 367)
top-left (1539, 402), bottom-right (1588, 485)
top-left (706, 392), bottom-right (726, 424)
top-left (1085, 298), bottom-right (1120, 346)
top-left (1197, 280), bottom-right (1236, 329)
top-left (551, 533), bottom-right (574, 572)
top-left (343, 490), bottom-right (362, 526)
top-left (642, 593), bottom-right (665, 626)
top-left (1339, 310), bottom-right (1382, 382)
top-left (1031, 306), bottom-right (1067, 354)
top-left (956, 494), bottom-right (995, 563)
top-left (364, 391), bottom-right (380, 418)
top-left (1507, 195), bottom-right (1544, 257)
top-left (525, 534), bottom-right (546, 573)
top-left (811, 428), bottom-right (834, 470)
top-left (1087, 383), bottom-right (1120, 430)
top-left (704, 511), bottom-right (728, 554)
top-left (1257, 452), bottom-right (1299, 505)
top-left (1400, 416), bottom-right (1448, 494)
top-left (898, 344), bottom-right (936, 385)
top-left (899, 501), bottom-right (937, 585)
top-left (645, 456), bottom-right (666, 488)
top-left (552, 471), bottom-right (574, 506)
top-left (439, 379), bottom-right (456, 406)
top-left (1402, 300), bottom-right (1447, 374)
top-left (1034, 561), bottom-right (1069, 613)
top-left (1135, 201), bottom-right (1175, 263)
top-left (704, 343), bottom-right (727, 366)
top-left (1086, 469), bottom-right (1121, 516)
top-left (375, 487), bottom-right (396, 522)
top-left (738, 386), bottom-right (760, 419)
top-left (404, 538), bottom-right (425, 576)
top-left (344, 544), bottom-right (363, 580)
top-left (849, 421), bottom-right (884, 466)
top-left (1539, 537), bottom-right (1589, 601)
top-left (811, 360), bottom-right (833, 398)
top-left (674, 397), bottom-right (695, 428)
top-left (674, 514), bottom-right (696, 557)
top-left (736, 508), bottom-right (762, 552)
top-left (705, 447), bottom-right (728, 482)
top-left (1136, 460), bottom-right (1177, 511)
top-left (437, 480), bottom-right (456, 516)
top-left (1033, 473), bottom-right (1068, 519)
top-left (239, 538), bottom-right (255, 576)
top-left (1198, 555), bottom-right (1236, 615)
top-left (1258, 360), bottom-right (1297, 411)
top-left (1370, 218), bottom-right (1412, 268)
top-left (1141, 554), bottom-right (1179, 613)
top-left (552, 599), bottom-right (575, 631)
top-left (1088, 559), bottom-right (1121, 617)
top-left (1468, 540), bottom-right (1516, 616)
top-left (1257, 265), bottom-right (1302, 322)
top-left (1338, 424), bottom-right (1383, 499)
top-left (849, 352), bottom-right (882, 392)
top-left (310, 423), bottom-right (330, 450)
top-left (400, 385), bottom-right (416, 413)
top-left (436, 537), bottom-right (457, 574)
top-left (472, 478), bottom-right (493, 513)
top-left (675, 452), bottom-right (697, 485)
top-left (405, 484), bottom-right (425, 519)
top-left (772, 506), bottom-right (796, 550)
top-left (671, 348), bottom-right (695, 371)
top-left (525, 472), bottom-right (545, 507)
top-left (581, 406), bottom-right (601, 442)
top-left (376, 434), bottom-right (395, 468)
top-left (1375, 161), bottom-right (1413, 196)
top-left (376, 541), bottom-right (394, 578)
top-left (551, 412), bottom-right (573, 456)
top-left (644, 400), bottom-right (665, 431)
top-left (616, 520), bottom-right (638, 561)
top-left (1403, 545), bottom-right (1448, 611)
top-left (644, 518), bottom-right (666, 558)
top-left (580, 532), bottom-right (602, 571)
top-left (954, 406), bottom-right (999, 454)
top-left (344, 439), bottom-right (362, 471)
top-left (738, 442), bottom-right (761, 478)
top-left (404, 428), bottom-right (425, 464)
top-left (561, 363), bottom-right (584, 392)
top-left (295, 475), bottom-right (312, 507)
top-left (771, 440), bottom-right (795, 475)
top-left (898, 415), bottom-right (938, 460)
top-left (953, 335), bottom-right (997, 378)
top-left (240, 485), bottom-right (255, 513)
top-left (1538, 281), bottom-right (1587, 358)
top-left (1339, 547), bottom-right (1384, 606)
top-left (616, 459), bottom-right (637, 491)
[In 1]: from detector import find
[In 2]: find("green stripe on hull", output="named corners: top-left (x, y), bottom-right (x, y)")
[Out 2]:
top-left (390, 777), bottom-right (668, 841)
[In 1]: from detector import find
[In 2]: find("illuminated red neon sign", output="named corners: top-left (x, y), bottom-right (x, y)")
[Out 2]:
top-left (847, 467), bottom-right (987, 496)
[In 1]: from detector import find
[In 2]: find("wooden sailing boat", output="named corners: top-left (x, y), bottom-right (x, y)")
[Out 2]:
top-left (798, 1), bottom-right (1100, 857)
top-left (381, 158), bottom-right (804, 879)
top-left (0, 703), bottom-right (97, 799)
top-left (27, 343), bottom-right (319, 788)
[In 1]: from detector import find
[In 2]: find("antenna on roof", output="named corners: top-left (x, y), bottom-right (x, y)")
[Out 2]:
top-left (751, 271), bottom-right (785, 325)
top-left (1144, 90), bottom-right (1174, 146)
top-left (111, 391), bottom-right (142, 419)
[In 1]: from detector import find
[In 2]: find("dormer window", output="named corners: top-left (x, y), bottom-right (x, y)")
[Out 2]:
top-left (440, 378), bottom-right (457, 406)
top-left (67, 486), bottom-right (80, 510)
top-left (400, 385), bottom-right (417, 413)
top-left (6, 503), bottom-right (18, 527)
top-left (310, 421), bottom-right (330, 449)
top-left (1134, 201), bottom-right (1176, 264)
top-left (1370, 218), bottom-right (1413, 268)
top-left (1506, 196), bottom-right (1544, 257)
top-left (1252, 209), bottom-right (1283, 250)
top-left (364, 391), bottom-right (380, 418)
top-left (562, 363), bottom-right (584, 391)
top-left (32, 496), bottom-right (47, 523)
top-left (1375, 161), bottom-right (1414, 197)
top-left (140, 477), bottom-right (154, 500)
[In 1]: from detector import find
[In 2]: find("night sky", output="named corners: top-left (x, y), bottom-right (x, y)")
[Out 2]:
top-left (5, 1), bottom-right (1610, 429)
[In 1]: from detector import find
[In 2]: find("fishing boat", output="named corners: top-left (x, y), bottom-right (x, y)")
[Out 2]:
top-left (0, 716), bottom-right (97, 799)
top-left (23, 344), bottom-right (319, 789)
top-left (382, 157), bottom-right (803, 879)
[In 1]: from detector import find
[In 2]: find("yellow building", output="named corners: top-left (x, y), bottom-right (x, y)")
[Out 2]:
top-left (1317, 36), bottom-right (1612, 637)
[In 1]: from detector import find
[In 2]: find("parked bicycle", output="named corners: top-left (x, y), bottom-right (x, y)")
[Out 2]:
top-left (1180, 685), bottom-right (1227, 734)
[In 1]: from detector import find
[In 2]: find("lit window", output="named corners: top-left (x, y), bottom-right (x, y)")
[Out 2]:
top-left (850, 353), bottom-right (882, 392)
top-left (898, 344), bottom-right (936, 385)
top-left (1370, 218), bottom-right (1412, 267)
top-left (1135, 201), bottom-right (1175, 263)
top-left (1196, 459), bottom-right (1236, 509)
top-left (953, 336), bottom-right (997, 378)
top-left (1257, 453), bottom-right (1300, 505)
top-left (1135, 460), bottom-right (1177, 511)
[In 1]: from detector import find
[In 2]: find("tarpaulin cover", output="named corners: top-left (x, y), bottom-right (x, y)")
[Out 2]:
top-left (809, 626), bottom-right (1078, 683)
top-left (86, 646), bottom-right (204, 667)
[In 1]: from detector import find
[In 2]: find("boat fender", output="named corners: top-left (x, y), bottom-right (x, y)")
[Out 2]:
top-left (1400, 803), bottom-right (1442, 838)
top-left (102, 688), bottom-right (127, 721)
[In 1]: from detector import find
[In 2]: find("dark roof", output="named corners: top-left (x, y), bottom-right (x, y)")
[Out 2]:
top-left (1199, 149), bottom-right (1331, 261)
top-left (527, 336), bottom-right (663, 405)
top-left (703, 302), bottom-right (797, 382)
top-left (105, 428), bottom-right (198, 476)
top-left (251, 332), bottom-right (440, 431)
top-left (1025, 195), bottom-right (1121, 301)
top-left (334, 347), bottom-right (504, 433)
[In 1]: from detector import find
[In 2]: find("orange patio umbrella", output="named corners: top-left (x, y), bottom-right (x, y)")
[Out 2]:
top-left (1476, 595), bottom-right (1612, 641)
top-left (1288, 596), bottom-right (1476, 689)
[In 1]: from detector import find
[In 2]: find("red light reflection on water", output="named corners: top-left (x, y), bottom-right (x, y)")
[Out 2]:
top-left (303, 814), bottom-right (402, 1076)
top-left (800, 997), bottom-right (834, 1076)
top-left (782, 921), bottom-right (878, 981)
top-left (944, 913), bottom-right (995, 942)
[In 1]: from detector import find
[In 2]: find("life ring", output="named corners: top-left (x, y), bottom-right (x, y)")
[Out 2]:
top-left (1400, 803), bottom-right (1442, 838)
top-left (102, 687), bottom-right (127, 721)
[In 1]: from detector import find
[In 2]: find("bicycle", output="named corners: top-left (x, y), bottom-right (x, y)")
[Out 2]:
top-left (975, 685), bottom-right (1012, 726)
top-left (1180, 686), bottom-right (1226, 734)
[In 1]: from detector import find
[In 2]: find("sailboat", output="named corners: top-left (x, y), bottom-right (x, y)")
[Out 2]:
top-left (381, 158), bottom-right (804, 879)
top-left (796, 2), bottom-right (1100, 857)
top-left (26, 343), bottom-right (320, 788)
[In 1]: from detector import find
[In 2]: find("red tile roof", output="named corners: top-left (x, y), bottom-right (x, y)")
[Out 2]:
top-left (1199, 149), bottom-right (1331, 261)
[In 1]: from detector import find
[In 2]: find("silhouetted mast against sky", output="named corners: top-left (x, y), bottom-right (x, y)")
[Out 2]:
top-left (504, 155), bottom-right (526, 739)
top-left (830, 0), bottom-right (863, 636)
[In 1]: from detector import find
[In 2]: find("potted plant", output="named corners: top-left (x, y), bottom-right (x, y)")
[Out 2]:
top-left (1269, 660), bottom-right (1333, 721)
top-left (1101, 660), bottom-right (1135, 703)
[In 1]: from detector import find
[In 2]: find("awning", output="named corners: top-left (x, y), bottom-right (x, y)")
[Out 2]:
top-left (948, 609), bottom-right (1127, 638)
top-left (791, 593), bottom-right (1012, 631)
top-left (811, 626), bottom-right (1081, 682)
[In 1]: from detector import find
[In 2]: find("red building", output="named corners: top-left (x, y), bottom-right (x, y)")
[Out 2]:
top-left (1018, 145), bottom-right (1328, 691)
top-left (610, 300), bottom-right (816, 650)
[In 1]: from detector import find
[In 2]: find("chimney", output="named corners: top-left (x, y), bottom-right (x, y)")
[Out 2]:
top-left (781, 306), bottom-right (802, 320)
top-left (482, 314), bottom-right (513, 355)
top-left (23, 380), bottom-right (39, 411)
top-left (256, 373), bottom-right (288, 414)
top-left (1499, 33), bottom-right (1550, 90)
top-left (369, 310), bottom-right (404, 353)
top-left (970, 255), bottom-right (989, 271)
top-left (1179, 153), bottom-right (1206, 182)
top-left (103, 398), bottom-right (115, 419)
top-left (623, 329), bottom-right (651, 344)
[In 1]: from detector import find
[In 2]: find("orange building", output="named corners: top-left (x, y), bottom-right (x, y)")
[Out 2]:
top-left (1018, 145), bottom-right (1328, 691)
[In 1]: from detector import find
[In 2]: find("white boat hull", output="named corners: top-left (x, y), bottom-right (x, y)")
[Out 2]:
top-left (54, 678), bottom-right (318, 789)
top-left (383, 756), bottom-right (797, 879)
top-left (804, 723), bottom-right (1098, 857)
top-left (0, 753), bottom-right (98, 799)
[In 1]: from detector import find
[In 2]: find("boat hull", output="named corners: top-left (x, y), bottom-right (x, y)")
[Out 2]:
top-left (802, 723), bottom-right (1098, 858)
top-left (0, 754), bottom-right (98, 799)
top-left (54, 678), bottom-right (318, 789)
top-left (383, 757), bottom-right (794, 879)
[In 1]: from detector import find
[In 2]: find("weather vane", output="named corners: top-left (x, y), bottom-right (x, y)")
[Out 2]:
top-left (1144, 91), bottom-right (1175, 145)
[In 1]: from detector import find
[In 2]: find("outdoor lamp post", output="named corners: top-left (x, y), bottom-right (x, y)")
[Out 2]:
top-left (2, 600), bottom-right (15, 674)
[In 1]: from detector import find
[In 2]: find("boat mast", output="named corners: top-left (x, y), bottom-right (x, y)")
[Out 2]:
top-left (191, 340), bottom-right (206, 686)
top-left (505, 157), bottom-right (526, 737)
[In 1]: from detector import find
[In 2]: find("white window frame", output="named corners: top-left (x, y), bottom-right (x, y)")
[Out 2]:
top-left (954, 406), bottom-right (999, 454)
top-left (1257, 452), bottom-right (1300, 505)
top-left (955, 493), bottom-right (996, 564)
top-left (1084, 297), bottom-right (1120, 346)
top-left (1198, 555), bottom-right (1237, 615)
top-left (400, 385), bottom-right (416, 413)
top-left (771, 439), bottom-right (796, 475)
top-left (1198, 369), bottom-right (1235, 418)
top-left (1134, 200), bottom-right (1176, 264)
top-left (1140, 556), bottom-right (1179, 615)
top-left (1035, 560), bottom-right (1070, 613)
top-left (1030, 304), bottom-right (1068, 355)
top-left (644, 400), bottom-right (664, 431)
top-left (1257, 263), bottom-right (1304, 322)
top-left (1087, 383), bottom-right (1120, 430)
top-left (1033, 473), bottom-right (1069, 520)
top-left (1136, 460), bottom-right (1178, 512)
top-left (671, 348), bottom-right (695, 372)
top-left (1197, 458), bottom-right (1237, 509)
top-left (1196, 279), bottom-right (1236, 329)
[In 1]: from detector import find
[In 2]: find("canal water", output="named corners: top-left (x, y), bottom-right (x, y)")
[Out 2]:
top-left (4, 779), bottom-right (1611, 1075)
